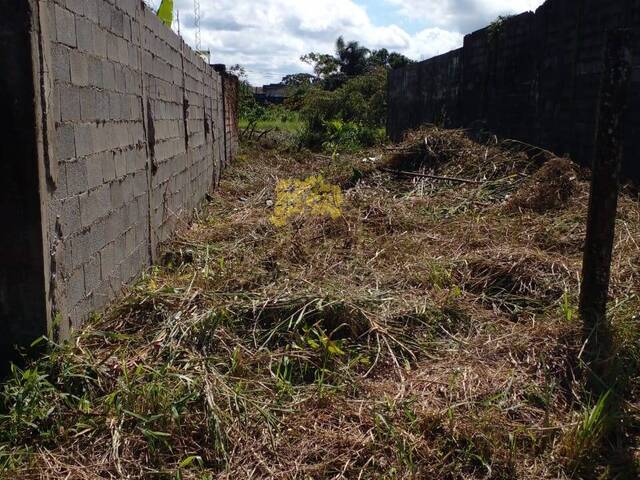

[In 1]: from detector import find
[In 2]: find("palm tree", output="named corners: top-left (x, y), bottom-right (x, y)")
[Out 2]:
top-left (335, 36), bottom-right (370, 77)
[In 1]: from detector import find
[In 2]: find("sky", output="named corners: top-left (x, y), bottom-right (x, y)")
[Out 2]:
top-left (147, 0), bottom-right (546, 85)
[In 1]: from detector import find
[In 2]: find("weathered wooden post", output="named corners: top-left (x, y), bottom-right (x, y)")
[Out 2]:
top-left (579, 29), bottom-right (633, 394)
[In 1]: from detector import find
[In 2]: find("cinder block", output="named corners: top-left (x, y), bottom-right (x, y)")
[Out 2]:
top-left (60, 196), bottom-right (81, 237)
top-left (87, 57), bottom-right (103, 86)
top-left (85, 154), bottom-right (103, 189)
top-left (84, 255), bottom-right (101, 295)
top-left (51, 44), bottom-right (71, 83)
top-left (74, 124), bottom-right (94, 157)
top-left (91, 123), bottom-right (107, 153)
top-left (92, 282), bottom-right (111, 310)
top-left (65, 159), bottom-right (88, 196)
top-left (115, 66), bottom-right (127, 92)
top-left (102, 60), bottom-right (116, 90)
top-left (68, 266), bottom-right (85, 306)
top-left (114, 151), bottom-right (127, 178)
top-left (110, 179), bottom-right (124, 207)
top-left (98, 0), bottom-right (112, 30)
top-left (93, 24), bottom-right (107, 58)
top-left (107, 33), bottom-right (120, 62)
top-left (100, 242), bottom-right (115, 281)
top-left (54, 124), bottom-right (76, 161)
top-left (79, 191), bottom-right (94, 228)
top-left (111, 8), bottom-right (124, 37)
top-left (84, 0), bottom-right (98, 22)
top-left (125, 227), bottom-right (136, 255)
top-left (122, 175), bottom-right (134, 203)
top-left (70, 51), bottom-right (89, 87)
top-left (55, 5), bottom-right (77, 48)
top-left (133, 171), bottom-right (147, 196)
top-left (59, 84), bottom-right (81, 122)
top-left (76, 16), bottom-right (94, 53)
top-left (79, 87), bottom-right (97, 121)
top-left (71, 230), bottom-right (90, 269)
top-left (105, 210), bottom-right (124, 244)
top-left (95, 91), bottom-right (109, 119)
top-left (66, 0), bottom-right (84, 15)
top-left (123, 16), bottom-right (132, 42)
top-left (102, 151), bottom-right (116, 182)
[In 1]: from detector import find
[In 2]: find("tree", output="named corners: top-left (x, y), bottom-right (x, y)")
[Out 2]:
top-left (282, 73), bottom-right (315, 88)
top-left (369, 48), bottom-right (413, 70)
top-left (301, 52), bottom-right (341, 79)
top-left (335, 36), bottom-right (370, 77)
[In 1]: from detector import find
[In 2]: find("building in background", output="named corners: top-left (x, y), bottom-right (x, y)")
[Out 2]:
top-left (254, 83), bottom-right (290, 105)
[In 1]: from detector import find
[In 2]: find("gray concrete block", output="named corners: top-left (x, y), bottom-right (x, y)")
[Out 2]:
top-left (55, 5), bottom-right (77, 48)
top-left (51, 44), bottom-right (71, 83)
top-left (79, 87), bottom-right (97, 121)
top-left (93, 24), bottom-right (107, 58)
top-left (107, 33), bottom-right (120, 62)
top-left (76, 16), bottom-right (94, 53)
top-left (98, 0), bottom-right (112, 30)
top-left (114, 151), bottom-right (127, 178)
top-left (110, 179), bottom-right (124, 207)
top-left (65, 159), bottom-right (87, 196)
top-left (55, 124), bottom-right (76, 161)
top-left (102, 60), bottom-right (116, 90)
top-left (87, 56), bottom-right (103, 86)
top-left (133, 171), bottom-right (147, 196)
top-left (86, 154), bottom-right (103, 189)
top-left (93, 92), bottom-right (108, 121)
top-left (84, 255), bottom-right (101, 295)
top-left (100, 242), bottom-right (115, 280)
top-left (68, 266), bottom-right (85, 306)
top-left (71, 230), bottom-right (90, 270)
top-left (74, 124), bottom-right (94, 157)
top-left (122, 175), bottom-right (134, 203)
top-left (115, 66), bottom-right (127, 92)
top-left (84, 0), bottom-right (99, 22)
top-left (105, 210), bottom-right (124, 244)
top-left (102, 151), bottom-right (116, 182)
top-left (66, 0), bottom-right (84, 15)
top-left (125, 227), bottom-right (136, 254)
top-left (91, 123), bottom-right (107, 153)
top-left (60, 196), bottom-right (82, 237)
top-left (70, 51), bottom-right (89, 87)
top-left (123, 16), bottom-right (132, 42)
top-left (80, 184), bottom-right (109, 228)
top-left (59, 84), bottom-right (81, 122)
top-left (109, 93), bottom-right (122, 120)
top-left (111, 8), bottom-right (124, 37)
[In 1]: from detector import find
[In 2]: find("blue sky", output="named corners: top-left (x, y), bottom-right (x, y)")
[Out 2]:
top-left (149, 0), bottom-right (546, 85)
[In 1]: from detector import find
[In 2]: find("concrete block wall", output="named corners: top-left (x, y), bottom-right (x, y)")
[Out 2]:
top-left (27, 0), bottom-right (237, 340)
top-left (388, 0), bottom-right (640, 182)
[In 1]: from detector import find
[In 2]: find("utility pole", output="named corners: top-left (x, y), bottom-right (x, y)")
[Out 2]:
top-left (579, 29), bottom-right (632, 394)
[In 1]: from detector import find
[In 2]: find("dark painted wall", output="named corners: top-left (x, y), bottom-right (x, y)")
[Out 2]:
top-left (0, 1), bottom-right (47, 370)
top-left (388, 0), bottom-right (640, 182)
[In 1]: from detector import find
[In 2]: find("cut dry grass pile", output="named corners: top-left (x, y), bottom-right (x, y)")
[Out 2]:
top-left (1, 127), bottom-right (639, 479)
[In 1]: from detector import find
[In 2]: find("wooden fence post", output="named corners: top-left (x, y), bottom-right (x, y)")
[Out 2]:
top-left (579, 29), bottom-right (632, 393)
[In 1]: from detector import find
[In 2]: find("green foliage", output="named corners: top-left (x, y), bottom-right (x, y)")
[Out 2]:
top-left (156, 0), bottom-right (174, 28)
top-left (301, 36), bottom-right (413, 90)
top-left (295, 67), bottom-right (387, 151)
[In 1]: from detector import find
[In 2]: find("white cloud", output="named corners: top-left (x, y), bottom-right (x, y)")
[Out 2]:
top-left (386, 0), bottom-right (547, 33)
top-left (152, 0), bottom-right (543, 85)
top-left (405, 28), bottom-right (464, 60)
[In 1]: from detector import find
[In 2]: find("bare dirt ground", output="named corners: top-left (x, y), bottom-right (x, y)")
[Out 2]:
top-left (1, 128), bottom-right (639, 479)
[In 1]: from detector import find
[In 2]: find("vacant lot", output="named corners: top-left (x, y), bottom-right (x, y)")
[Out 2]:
top-left (1, 128), bottom-right (639, 479)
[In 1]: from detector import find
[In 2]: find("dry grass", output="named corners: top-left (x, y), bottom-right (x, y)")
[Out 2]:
top-left (1, 127), bottom-right (639, 479)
